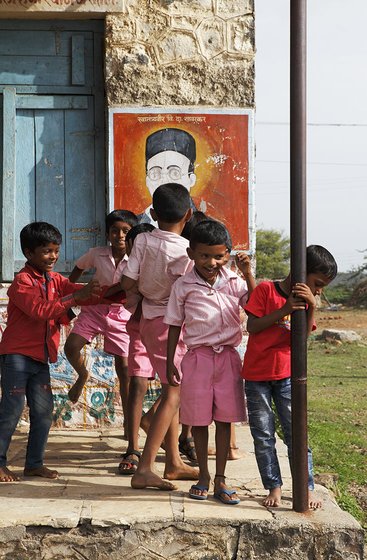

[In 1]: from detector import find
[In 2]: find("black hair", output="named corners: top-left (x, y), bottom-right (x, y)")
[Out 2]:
top-left (146, 128), bottom-right (196, 173)
top-left (152, 183), bottom-right (190, 223)
top-left (125, 223), bottom-right (155, 245)
top-left (20, 222), bottom-right (62, 255)
top-left (306, 245), bottom-right (337, 280)
top-left (105, 209), bottom-right (138, 232)
top-left (181, 211), bottom-right (209, 241)
top-left (190, 220), bottom-right (232, 252)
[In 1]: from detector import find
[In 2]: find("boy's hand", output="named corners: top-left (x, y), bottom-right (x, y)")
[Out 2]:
top-left (167, 364), bottom-right (180, 387)
top-left (292, 283), bottom-right (317, 309)
top-left (283, 291), bottom-right (307, 314)
top-left (74, 279), bottom-right (101, 303)
top-left (235, 252), bottom-right (252, 276)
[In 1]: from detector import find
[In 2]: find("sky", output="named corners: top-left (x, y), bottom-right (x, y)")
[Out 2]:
top-left (255, 0), bottom-right (367, 272)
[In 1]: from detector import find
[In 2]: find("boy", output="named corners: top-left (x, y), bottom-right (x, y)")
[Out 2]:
top-left (165, 220), bottom-right (256, 504)
top-left (242, 244), bottom-right (337, 509)
top-left (118, 222), bottom-right (157, 475)
top-left (121, 183), bottom-right (198, 490)
top-left (64, 210), bottom-right (138, 439)
top-left (0, 222), bottom-right (100, 482)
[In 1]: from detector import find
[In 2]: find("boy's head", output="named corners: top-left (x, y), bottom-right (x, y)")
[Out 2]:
top-left (306, 244), bottom-right (338, 295)
top-left (151, 183), bottom-right (191, 224)
top-left (105, 209), bottom-right (138, 254)
top-left (188, 220), bottom-right (232, 284)
top-left (20, 222), bottom-right (62, 274)
top-left (181, 211), bottom-right (209, 241)
top-left (125, 223), bottom-right (155, 256)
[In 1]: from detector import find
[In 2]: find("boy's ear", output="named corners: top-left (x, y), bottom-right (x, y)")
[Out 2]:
top-left (150, 208), bottom-right (157, 222)
top-left (184, 208), bottom-right (193, 222)
top-left (23, 248), bottom-right (32, 260)
top-left (187, 247), bottom-right (194, 260)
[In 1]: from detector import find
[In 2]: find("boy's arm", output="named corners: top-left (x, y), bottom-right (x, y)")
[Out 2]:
top-left (120, 274), bottom-right (138, 292)
top-left (292, 282), bottom-right (317, 336)
top-left (246, 292), bottom-right (307, 334)
top-left (235, 252), bottom-right (256, 295)
top-left (8, 274), bottom-right (101, 320)
top-left (166, 325), bottom-right (182, 387)
top-left (68, 265), bottom-right (84, 283)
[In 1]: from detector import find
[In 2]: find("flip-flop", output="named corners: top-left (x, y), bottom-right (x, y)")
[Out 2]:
top-left (179, 437), bottom-right (197, 463)
top-left (214, 488), bottom-right (240, 505)
top-left (118, 450), bottom-right (141, 475)
top-left (189, 484), bottom-right (208, 500)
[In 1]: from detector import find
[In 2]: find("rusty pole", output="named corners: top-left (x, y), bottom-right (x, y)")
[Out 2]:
top-left (290, 0), bottom-right (309, 513)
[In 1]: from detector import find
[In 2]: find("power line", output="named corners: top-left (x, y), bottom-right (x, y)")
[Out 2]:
top-left (257, 121), bottom-right (367, 127)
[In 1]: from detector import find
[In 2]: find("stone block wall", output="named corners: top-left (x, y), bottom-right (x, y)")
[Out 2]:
top-left (105, 0), bottom-right (255, 107)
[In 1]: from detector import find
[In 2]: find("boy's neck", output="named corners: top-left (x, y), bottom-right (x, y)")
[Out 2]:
top-left (278, 275), bottom-right (291, 295)
top-left (111, 246), bottom-right (126, 259)
top-left (157, 220), bottom-right (185, 236)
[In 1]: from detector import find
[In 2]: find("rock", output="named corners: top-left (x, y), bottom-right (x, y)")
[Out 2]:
top-left (317, 329), bottom-right (362, 343)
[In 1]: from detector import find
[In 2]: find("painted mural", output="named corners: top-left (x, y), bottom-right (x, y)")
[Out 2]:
top-left (0, 289), bottom-right (161, 429)
top-left (110, 108), bottom-right (254, 253)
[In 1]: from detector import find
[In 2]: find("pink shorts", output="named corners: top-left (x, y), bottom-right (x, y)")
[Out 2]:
top-left (140, 316), bottom-right (186, 385)
top-left (71, 304), bottom-right (129, 357)
top-left (126, 316), bottom-right (154, 379)
top-left (180, 346), bottom-right (246, 426)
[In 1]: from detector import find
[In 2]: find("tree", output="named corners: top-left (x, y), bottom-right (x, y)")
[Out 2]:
top-left (255, 229), bottom-right (290, 280)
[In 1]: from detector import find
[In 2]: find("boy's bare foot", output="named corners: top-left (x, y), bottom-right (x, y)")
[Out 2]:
top-left (309, 490), bottom-right (322, 510)
top-left (131, 470), bottom-right (177, 491)
top-left (23, 466), bottom-right (59, 479)
top-left (164, 463), bottom-right (199, 481)
top-left (227, 446), bottom-right (243, 460)
top-left (0, 466), bottom-right (20, 482)
top-left (263, 487), bottom-right (282, 507)
top-left (68, 373), bottom-right (89, 403)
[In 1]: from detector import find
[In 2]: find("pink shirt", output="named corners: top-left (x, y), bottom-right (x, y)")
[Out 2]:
top-left (164, 267), bottom-right (249, 350)
top-left (124, 229), bottom-right (193, 319)
top-left (76, 246), bottom-right (130, 318)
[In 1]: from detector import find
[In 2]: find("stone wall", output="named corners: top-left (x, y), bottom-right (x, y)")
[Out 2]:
top-left (105, 0), bottom-right (255, 108)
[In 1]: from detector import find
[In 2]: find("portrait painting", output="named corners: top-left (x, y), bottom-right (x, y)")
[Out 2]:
top-left (109, 108), bottom-right (254, 252)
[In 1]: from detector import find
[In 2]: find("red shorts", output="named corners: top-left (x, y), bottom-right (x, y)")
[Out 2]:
top-left (180, 346), bottom-right (246, 426)
top-left (126, 316), bottom-right (154, 379)
top-left (71, 304), bottom-right (129, 357)
top-left (140, 316), bottom-right (186, 385)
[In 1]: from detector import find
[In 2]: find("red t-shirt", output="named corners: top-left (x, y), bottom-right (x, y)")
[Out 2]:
top-left (242, 281), bottom-right (292, 381)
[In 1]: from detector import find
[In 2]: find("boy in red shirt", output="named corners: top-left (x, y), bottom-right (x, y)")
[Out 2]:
top-left (0, 222), bottom-right (100, 482)
top-left (242, 245), bottom-right (337, 509)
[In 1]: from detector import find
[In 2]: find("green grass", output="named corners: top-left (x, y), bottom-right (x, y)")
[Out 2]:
top-left (307, 339), bottom-right (367, 531)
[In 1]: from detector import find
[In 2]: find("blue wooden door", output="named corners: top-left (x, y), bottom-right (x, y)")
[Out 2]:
top-left (0, 20), bottom-right (105, 280)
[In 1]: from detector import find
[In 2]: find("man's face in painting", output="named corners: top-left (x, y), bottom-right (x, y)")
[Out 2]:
top-left (146, 150), bottom-right (197, 197)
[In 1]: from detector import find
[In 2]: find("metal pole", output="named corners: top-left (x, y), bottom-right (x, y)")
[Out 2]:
top-left (290, 0), bottom-right (309, 513)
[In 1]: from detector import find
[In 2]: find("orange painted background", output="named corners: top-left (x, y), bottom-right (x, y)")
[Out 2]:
top-left (113, 112), bottom-right (250, 250)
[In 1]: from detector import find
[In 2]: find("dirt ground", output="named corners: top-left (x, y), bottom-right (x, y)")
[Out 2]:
top-left (316, 307), bottom-right (367, 338)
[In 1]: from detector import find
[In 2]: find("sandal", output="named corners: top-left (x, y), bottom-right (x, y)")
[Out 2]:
top-left (178, 437), bottom-right (197, 463)
top-left (118, 450), bottom-right (141, 475)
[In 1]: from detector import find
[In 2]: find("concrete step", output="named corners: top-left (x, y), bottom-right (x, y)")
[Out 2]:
top-left (0, 425), bottom-right (364, 559)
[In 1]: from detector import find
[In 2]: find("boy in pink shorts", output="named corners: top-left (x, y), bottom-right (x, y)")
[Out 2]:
top-left (165, 220), bottom-right (255, 504)
top-left (118, 222), bottom-right (159, 475)
top-left (65, 210), bottom-right (138, 438)
top-left (121, 183), bottom-right (198, 490)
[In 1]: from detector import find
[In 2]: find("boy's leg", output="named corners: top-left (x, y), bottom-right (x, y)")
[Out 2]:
top-left (0, 355), bottom-right (28, 482)
top-left (228, 424), bottom-right (242, 460)
top-left (213, 421), bottom-right (240, 504)
top-left (274, 379), bottom-right (322, 509)
top-left (245, 380), bottom-right (283, 506)
top-left (131, 384), bottom-right (198, 490)
top-left (114, 355), bottom-right (129, 439)
top-left (190, 425), bottom-right (209, 499)
top-left (179, 424), bottom-right (197, 463)
top-left (64, 333), bottom-right (90, 403)
top-left (23, 360), bottom-right (57, 479)
top-left (119, 376), bottom-right (147, 474)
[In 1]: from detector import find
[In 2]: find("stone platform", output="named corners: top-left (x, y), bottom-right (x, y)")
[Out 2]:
top-left (0, 425), bottom-right (364, 559)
